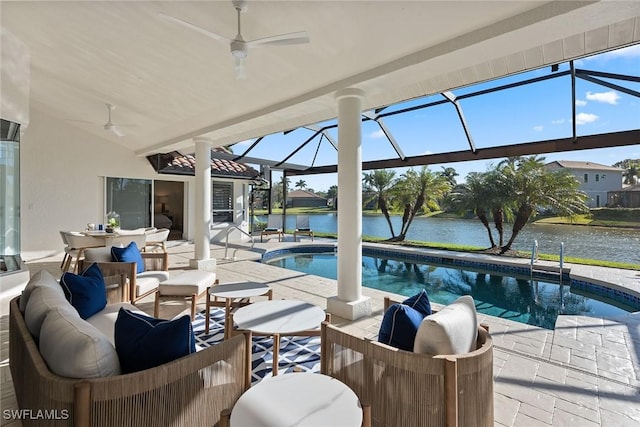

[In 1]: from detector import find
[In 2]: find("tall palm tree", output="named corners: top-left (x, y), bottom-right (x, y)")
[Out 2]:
top-left (363, 169), bottom-right (398, 238)
top-left (392, 166), bottom-right (451, 241)
top-left (501, 156), bottom-right (588, 253)
top-left (294, 179), bottom-right (307, 190)
top-left (447, 172), bottom-right (497, 248)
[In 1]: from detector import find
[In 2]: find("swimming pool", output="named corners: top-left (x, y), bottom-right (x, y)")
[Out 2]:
top-left (263, 246), bottom-right (639, 330)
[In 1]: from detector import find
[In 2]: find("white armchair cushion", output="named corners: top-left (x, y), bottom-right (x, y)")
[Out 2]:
top-left (83, 247), bottom-right (112, 262)
top-left (413, 295), bottom-right (478, 355)
top-left (135, 276), bottom-right (163, 297)
top-left (39, 306), bottom-right (121, 378)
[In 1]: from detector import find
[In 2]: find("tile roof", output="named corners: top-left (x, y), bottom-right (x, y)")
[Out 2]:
top-left (545, 160), bottom-right (623, 171)
top-left (147, 149), bottom-right (260, 180)
top-left (287, 189), bottom-right (326, 199)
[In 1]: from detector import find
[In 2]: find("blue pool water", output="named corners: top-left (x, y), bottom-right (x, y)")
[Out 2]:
top-left (264, 249), bottom-right (637, 330)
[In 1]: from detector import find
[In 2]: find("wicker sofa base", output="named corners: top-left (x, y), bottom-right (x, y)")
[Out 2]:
top-left (9, 296), bottom-right (252, 427)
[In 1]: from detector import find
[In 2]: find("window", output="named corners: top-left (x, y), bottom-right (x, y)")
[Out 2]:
top-left (584, 173), bottom-right (588, 183)
top-left (595, 174), bottom-right (600, 182)
top-left (106, 178), bottom-right (152, 228)
top-left (602, 174), bottom-right (606, 180)
top-left (212, 181), bottom-right (233, 223)
top-left (1, 119), bottom-right (21, 272)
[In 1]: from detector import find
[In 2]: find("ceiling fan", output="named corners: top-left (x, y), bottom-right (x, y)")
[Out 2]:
top-left (65, 103), bottom-right (127, 137)
top-left (102, 103), bottom-right (125, 137)
top-left (159, 0), bottom-right (310, 79)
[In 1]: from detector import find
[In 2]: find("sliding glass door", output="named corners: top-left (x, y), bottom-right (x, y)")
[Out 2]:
top-left (106, 178), bottom-right (152, 229)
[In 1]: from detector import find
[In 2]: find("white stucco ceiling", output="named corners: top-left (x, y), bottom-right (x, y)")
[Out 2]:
top-left (2, 1), bottom-right (639, 156)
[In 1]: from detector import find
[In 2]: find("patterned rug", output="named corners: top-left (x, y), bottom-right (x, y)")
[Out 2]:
top-left (191, 307), bottom-right (321, 383)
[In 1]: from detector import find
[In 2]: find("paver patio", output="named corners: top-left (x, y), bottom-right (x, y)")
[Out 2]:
top-left (2, 238), bottom-right (638, 426)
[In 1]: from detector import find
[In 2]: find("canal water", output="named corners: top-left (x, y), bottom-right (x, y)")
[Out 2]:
top-left (259, 214), bottom-right (639, 265)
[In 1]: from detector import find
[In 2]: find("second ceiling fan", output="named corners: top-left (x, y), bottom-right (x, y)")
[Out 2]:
top-left (160, 0), bottom-right (310, 79)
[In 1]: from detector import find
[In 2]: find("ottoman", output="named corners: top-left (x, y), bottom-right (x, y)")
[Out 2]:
top-left (153, 271), bottom-right (218, 319)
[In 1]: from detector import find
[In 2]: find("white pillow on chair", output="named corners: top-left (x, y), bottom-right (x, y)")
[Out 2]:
top-left (413, 295), bottom-right (478, 355)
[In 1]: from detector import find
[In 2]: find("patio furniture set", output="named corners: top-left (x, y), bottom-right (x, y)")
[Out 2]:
top-left (10, 235), bottom-right (493, 426)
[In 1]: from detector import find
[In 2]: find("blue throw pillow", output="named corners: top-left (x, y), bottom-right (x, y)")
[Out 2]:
top-left (115, 308), bottom-right (196, 374)
top-left (111, 241), bottom-right (145, 274)
top-left (59, 263), bottom-right (107, 319)
top-left (402, 289), bottom-right (432, 317)
top-left (378, 303), bottom-right (425, 351)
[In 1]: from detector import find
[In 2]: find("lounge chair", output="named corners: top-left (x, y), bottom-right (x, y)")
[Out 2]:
top-left (260, 214), bottom-right (283, 242)
top-left (293, 215), bottom-right (314, 241)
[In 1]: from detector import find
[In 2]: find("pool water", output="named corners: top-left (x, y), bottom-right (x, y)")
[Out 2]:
top-left (266, 252), bottom-right (634, 330)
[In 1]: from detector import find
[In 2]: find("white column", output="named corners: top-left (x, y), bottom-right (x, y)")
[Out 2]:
top-left (327, 88), bottom-right (372, 320)
top-left (189, 137), bottom-right (216, 271)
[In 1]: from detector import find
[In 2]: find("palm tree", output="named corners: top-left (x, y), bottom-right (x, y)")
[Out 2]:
top-left (439, 166), bottom-right (459, 187)
top-left (623, 164), bottom-right (639, 185)
top-left (295, 179), bottom-right (307, 190)
top-left (272, 176), bottom-right (291, 209)
top-left (392, 166), bottom-right (451, 241)
top-left (363, 169), bottom-right (398, 238)
top-left (500, 156), bottom-right (588, 253)
top-left (447, 172), bottom-right (497, 248)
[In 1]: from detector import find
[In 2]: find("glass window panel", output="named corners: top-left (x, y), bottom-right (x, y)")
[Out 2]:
top-left (106, 177), bottom-right (152, 229)
top-left (0, 119), bottom-right (21, 271)
top-left (212, 181), bottom-right (233, 222)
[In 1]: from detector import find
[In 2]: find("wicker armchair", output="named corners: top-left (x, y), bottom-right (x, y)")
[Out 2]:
top-left (77, 249), bottom-right (169, 304)
top-left (320, 297), bottom-right (493, 427)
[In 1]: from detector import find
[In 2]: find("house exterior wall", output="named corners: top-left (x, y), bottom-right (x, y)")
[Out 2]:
top-left (19, 108), bottom-right (249, 261)
top-left (289, 197), bottom-right (327, 208)
top-left (546, 164), bottom-right (623, 208)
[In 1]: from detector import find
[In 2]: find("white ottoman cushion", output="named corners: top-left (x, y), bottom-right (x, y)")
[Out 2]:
top-left (159, 271), bottom-right (216, 296)
top-left (24, 285), bottom-right (71, 339)
top-left (413, 295), bottom-right (478, 355)
top-left (40, 306), bottom-right (121, 378)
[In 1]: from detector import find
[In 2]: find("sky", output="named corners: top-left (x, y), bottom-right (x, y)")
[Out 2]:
top-left (232, 44), bottom-right (640, 193)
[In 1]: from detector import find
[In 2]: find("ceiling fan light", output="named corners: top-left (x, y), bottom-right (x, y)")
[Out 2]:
top-left (234, 56), bottom-right (247, 79)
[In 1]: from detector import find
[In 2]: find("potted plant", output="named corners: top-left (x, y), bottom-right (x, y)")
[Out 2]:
top-left (106, 211), bottom-right (120, 233)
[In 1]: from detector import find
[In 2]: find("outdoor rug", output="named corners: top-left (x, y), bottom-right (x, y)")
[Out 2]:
top-left (191, 307), bottom-right (321, 383)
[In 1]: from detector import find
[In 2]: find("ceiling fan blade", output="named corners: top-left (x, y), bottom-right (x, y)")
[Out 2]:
top-left (158, 13), bottom-right (232, 43)
top-left (109, 126), bottom-right (125, 137)
top-left (247, 31), bottom-right (310, 47)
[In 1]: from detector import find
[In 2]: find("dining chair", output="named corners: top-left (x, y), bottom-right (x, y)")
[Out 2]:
top-left (62, 232), bottom-right (104, 272)
top-left (144, 228), bottom-right (170, 252)
top-left (59, 231), bottom-right (70, 269)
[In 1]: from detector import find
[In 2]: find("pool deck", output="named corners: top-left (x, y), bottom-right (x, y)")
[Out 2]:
top-left (2, 237), bottom-right (639, 426)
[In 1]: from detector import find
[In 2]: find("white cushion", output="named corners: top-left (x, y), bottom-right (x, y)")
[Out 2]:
top-left (159, 271), bottom-right (216, 296)
top-left (24, 285), bottom-right (71, 339)
top-left (138, 270), bottom-right (170, 283)
top-left (135, 276), bottom-right (162, 297)
top-left (86, 302), bottom-right (145, 345)
top-left (19, 270), bottom-right (62, 312)
top-left (83, 247), bottom-right (112, 262)
top-left (413, 295), bottom-right (478, 355)
top-left (39, 306), bottom-right (121, 378)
